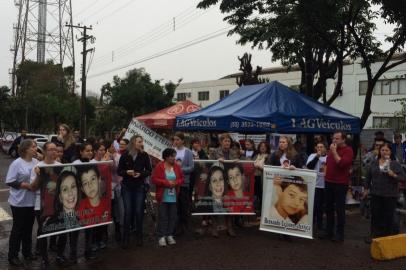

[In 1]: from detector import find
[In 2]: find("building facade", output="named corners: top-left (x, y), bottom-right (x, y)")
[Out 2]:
top-left (175, 58), bottom-right (406, 130)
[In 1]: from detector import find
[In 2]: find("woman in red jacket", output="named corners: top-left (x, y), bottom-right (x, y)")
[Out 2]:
top-left (152, 148), bottom-right (184, 247)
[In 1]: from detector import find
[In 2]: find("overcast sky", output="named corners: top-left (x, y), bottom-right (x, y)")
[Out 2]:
top-left (0, 0), bottom-right (395, 96)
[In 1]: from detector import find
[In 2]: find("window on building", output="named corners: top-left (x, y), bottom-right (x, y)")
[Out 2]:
top-left (198, 91), bottom-right (209, 101)
top-left (372, 117), bottom-right (405, 130)
top-left (219, 90), bottom-right (229, 99)
top-left (360, 78), bottom-right (406, 95)
top-left (176, 92), bottom-right (191, 101)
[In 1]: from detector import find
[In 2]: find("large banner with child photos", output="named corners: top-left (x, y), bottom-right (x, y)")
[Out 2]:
top-left (192, 160), bottom-right (256, 215)
top-left (260, 166), bottom-right (316, 239)
top-left (37, 161), bottom-right (113, 238)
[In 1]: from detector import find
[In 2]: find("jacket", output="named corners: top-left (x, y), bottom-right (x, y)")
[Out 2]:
top-left (266, 151), bottom-right (304, 168)
top-left (365, 159), bottom-right (406, 197)
top-left (117, 150), bottom-right (152, 189)
top-left (152, 161), bottom-right (184, 203)
top-left (176, 147), bottom-right (194, 187)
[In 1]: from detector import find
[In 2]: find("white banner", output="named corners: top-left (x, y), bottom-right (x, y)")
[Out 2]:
top-left (124, 119), bottom-right (172, 160)
top-left (260, 166), bottom-right (316, 239)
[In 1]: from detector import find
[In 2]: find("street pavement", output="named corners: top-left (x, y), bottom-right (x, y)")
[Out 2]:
top-left (0, 151), bottom-right (405, 270)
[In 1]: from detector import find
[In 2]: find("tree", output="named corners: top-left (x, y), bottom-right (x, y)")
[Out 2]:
top-left (94, 68), bottom-right (179, 134)
top-left (197, 0), bottom-right (405, 128)
top-left (346, 0), bottom-right (406, 127)
top-left (5, 60), bottom-right (88, 133)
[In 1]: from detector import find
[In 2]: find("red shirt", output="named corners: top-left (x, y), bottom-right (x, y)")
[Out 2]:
top-left (325, 145), bottom-right (354, 185)
top-left (77, 196), bottom-right (111, 226)
top-left (223, 191), bottom-right (253, 213)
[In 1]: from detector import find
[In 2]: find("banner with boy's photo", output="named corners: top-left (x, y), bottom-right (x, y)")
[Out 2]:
top-left (38, 161), bottom-right (113, 238)
top-left (192, 160), bottom-right (256, 215)
top-left (260, 166), bottom-right (316, 239)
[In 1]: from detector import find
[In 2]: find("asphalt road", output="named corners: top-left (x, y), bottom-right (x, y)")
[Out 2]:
top-left (0, 152), bottom-right (405, 270)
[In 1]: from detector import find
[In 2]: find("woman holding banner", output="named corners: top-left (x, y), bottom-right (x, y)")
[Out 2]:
top-left (266, 136), bottom-right (304, 169)
top-left (6, 139), bottom-right (39, 266)
top-left (152, 148), bottom-right (184, 246)
top-left (253, 142), bottom-right (270, 215)
top-left (118, 135), bottom-right (152, 249)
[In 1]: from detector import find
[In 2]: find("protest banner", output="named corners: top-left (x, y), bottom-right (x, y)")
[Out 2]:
top-left (38, 161), bottom-right (113, 238)
top-left (260, 165), bottom-right (316, 239)
top-left (192, 160), bottom-right (255, 215)
top-left (124, 119), bottom-right (172, 160)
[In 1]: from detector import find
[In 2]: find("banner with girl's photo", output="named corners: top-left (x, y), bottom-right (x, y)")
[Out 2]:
top-left (192, 160), bottom-right (256, 215)
top-left (38, 161), bottom-right (113, 238)
top-left (260, 166), bottom-right (316, 239)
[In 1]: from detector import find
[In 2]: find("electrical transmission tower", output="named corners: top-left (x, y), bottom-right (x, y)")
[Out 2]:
top-left (10, 0), bottom-right (75, 95)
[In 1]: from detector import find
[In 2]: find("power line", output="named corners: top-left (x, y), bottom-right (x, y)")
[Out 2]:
top-left (92, 6), bottom-right (213, 66)
top-left (89, 0), bottom-right (138, 26)
top-left (87, 26), bottom-right (232, 79)
top-left (92, 4), bottom-right (200, 63)
top-left (74, 0), bottom-right (102, 18)
top-left (77, 0), bottom-right (116, 24)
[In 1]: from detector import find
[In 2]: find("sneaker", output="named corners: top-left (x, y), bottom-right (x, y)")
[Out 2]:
top-left (166, 236), bottom-right (176, 245)
top-left (158, 237), bottom-right (167, 247)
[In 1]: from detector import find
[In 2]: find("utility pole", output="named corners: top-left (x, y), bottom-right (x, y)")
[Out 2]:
top-left (65, 23), bottom-right (94, 139)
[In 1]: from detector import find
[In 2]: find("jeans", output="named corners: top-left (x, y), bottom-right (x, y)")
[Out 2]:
top-left (8, 206), bottom-right (35, 259)
top-left (314, 188), bottom-right (325, 230)
top-left (370, 195), bottom-right (397, 238)
top-left (177, 187), bottom-right (190, 228)
top-left (122, 184), bottom-right (146, 238)
top-left (57, 231), bottom-right (78, 259)
top-left (158, 203), bottom-right (177, 237)
top-left (325, 182), bottom-right (347, 238)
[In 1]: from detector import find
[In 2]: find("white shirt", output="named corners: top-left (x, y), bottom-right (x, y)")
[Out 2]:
top-left (269, 205), bottom-right (293, 223)
top-left (30, 160), bottom-right (61, 210)
top-left (176, 147), bottom-right (186, 162)
top-left (306, 153), bottom-right (327, 188)
top-left (6, 158), bottom-right (39, 207)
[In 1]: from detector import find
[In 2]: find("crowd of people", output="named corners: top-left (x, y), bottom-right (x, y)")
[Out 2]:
top-left (4, 125), bottom-right (406, 269)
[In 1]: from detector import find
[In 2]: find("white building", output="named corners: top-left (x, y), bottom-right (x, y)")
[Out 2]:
top-left (175, 57), bottom-right (406, 130)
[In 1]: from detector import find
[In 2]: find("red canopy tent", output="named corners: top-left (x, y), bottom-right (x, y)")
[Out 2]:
top-left (136, 100), bottom-right (200, 129)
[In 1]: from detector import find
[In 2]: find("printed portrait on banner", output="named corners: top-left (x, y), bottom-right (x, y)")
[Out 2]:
top-left (38, 161), bottom-right (112, 238)
top-left (261, 166), bottom-right (316, 239)
top-left (192, 161), bottom-right (255, 215)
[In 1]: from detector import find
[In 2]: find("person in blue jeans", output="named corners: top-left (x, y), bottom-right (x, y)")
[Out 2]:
top-left (118, 135), bottom-right (152, 249)
top-left (152, 148), bottom-right (184, 246)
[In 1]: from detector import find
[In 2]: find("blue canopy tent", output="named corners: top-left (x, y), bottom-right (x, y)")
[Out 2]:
top-left (175, 81), bottom-right (361, 134)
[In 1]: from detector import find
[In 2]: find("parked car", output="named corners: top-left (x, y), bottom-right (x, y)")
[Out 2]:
top-left (8, 133), bottom-right (48, 158)
top-left (0, 131), bottom-right (18, 154)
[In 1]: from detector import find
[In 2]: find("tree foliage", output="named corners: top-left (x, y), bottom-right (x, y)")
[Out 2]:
top-left (95, 68), bottom-right (179, 134)
top-left (198, 0), bottom-right (406, 128)
top-left (2, 60), bottom-right (85, 133)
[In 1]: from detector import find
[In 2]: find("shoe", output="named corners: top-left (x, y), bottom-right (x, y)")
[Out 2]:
top-left (364, 236), bottom-right (372, 244)
top-left (84, 251), bottom-right (97, 260)
top-left (211, 227), bottom-right (219, 238)
top-left (158, 237), bottom-right (167, 247)
top-left (227, 228), bottom-right (236, 237)
top-left (56, 255), bottom-right (72, 267)
top-left (331, 235), bottom-right (344, 243)
top-left (166, 236), bottom-right (176, 245)
top-left (121, 238), bottom-right (130, 250)
top-left (136, 235), bottom-right (143, 247)
top-left (318, 231), bottom-right (333, 240)
top-left (98, 241), bottom-right (107, 249)
top-left (24, 253), bottom-right (38, 261)
top-left (41, 260), bottom-right (51, 270)
top-left (8, 257), bottom-right (23, 266)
